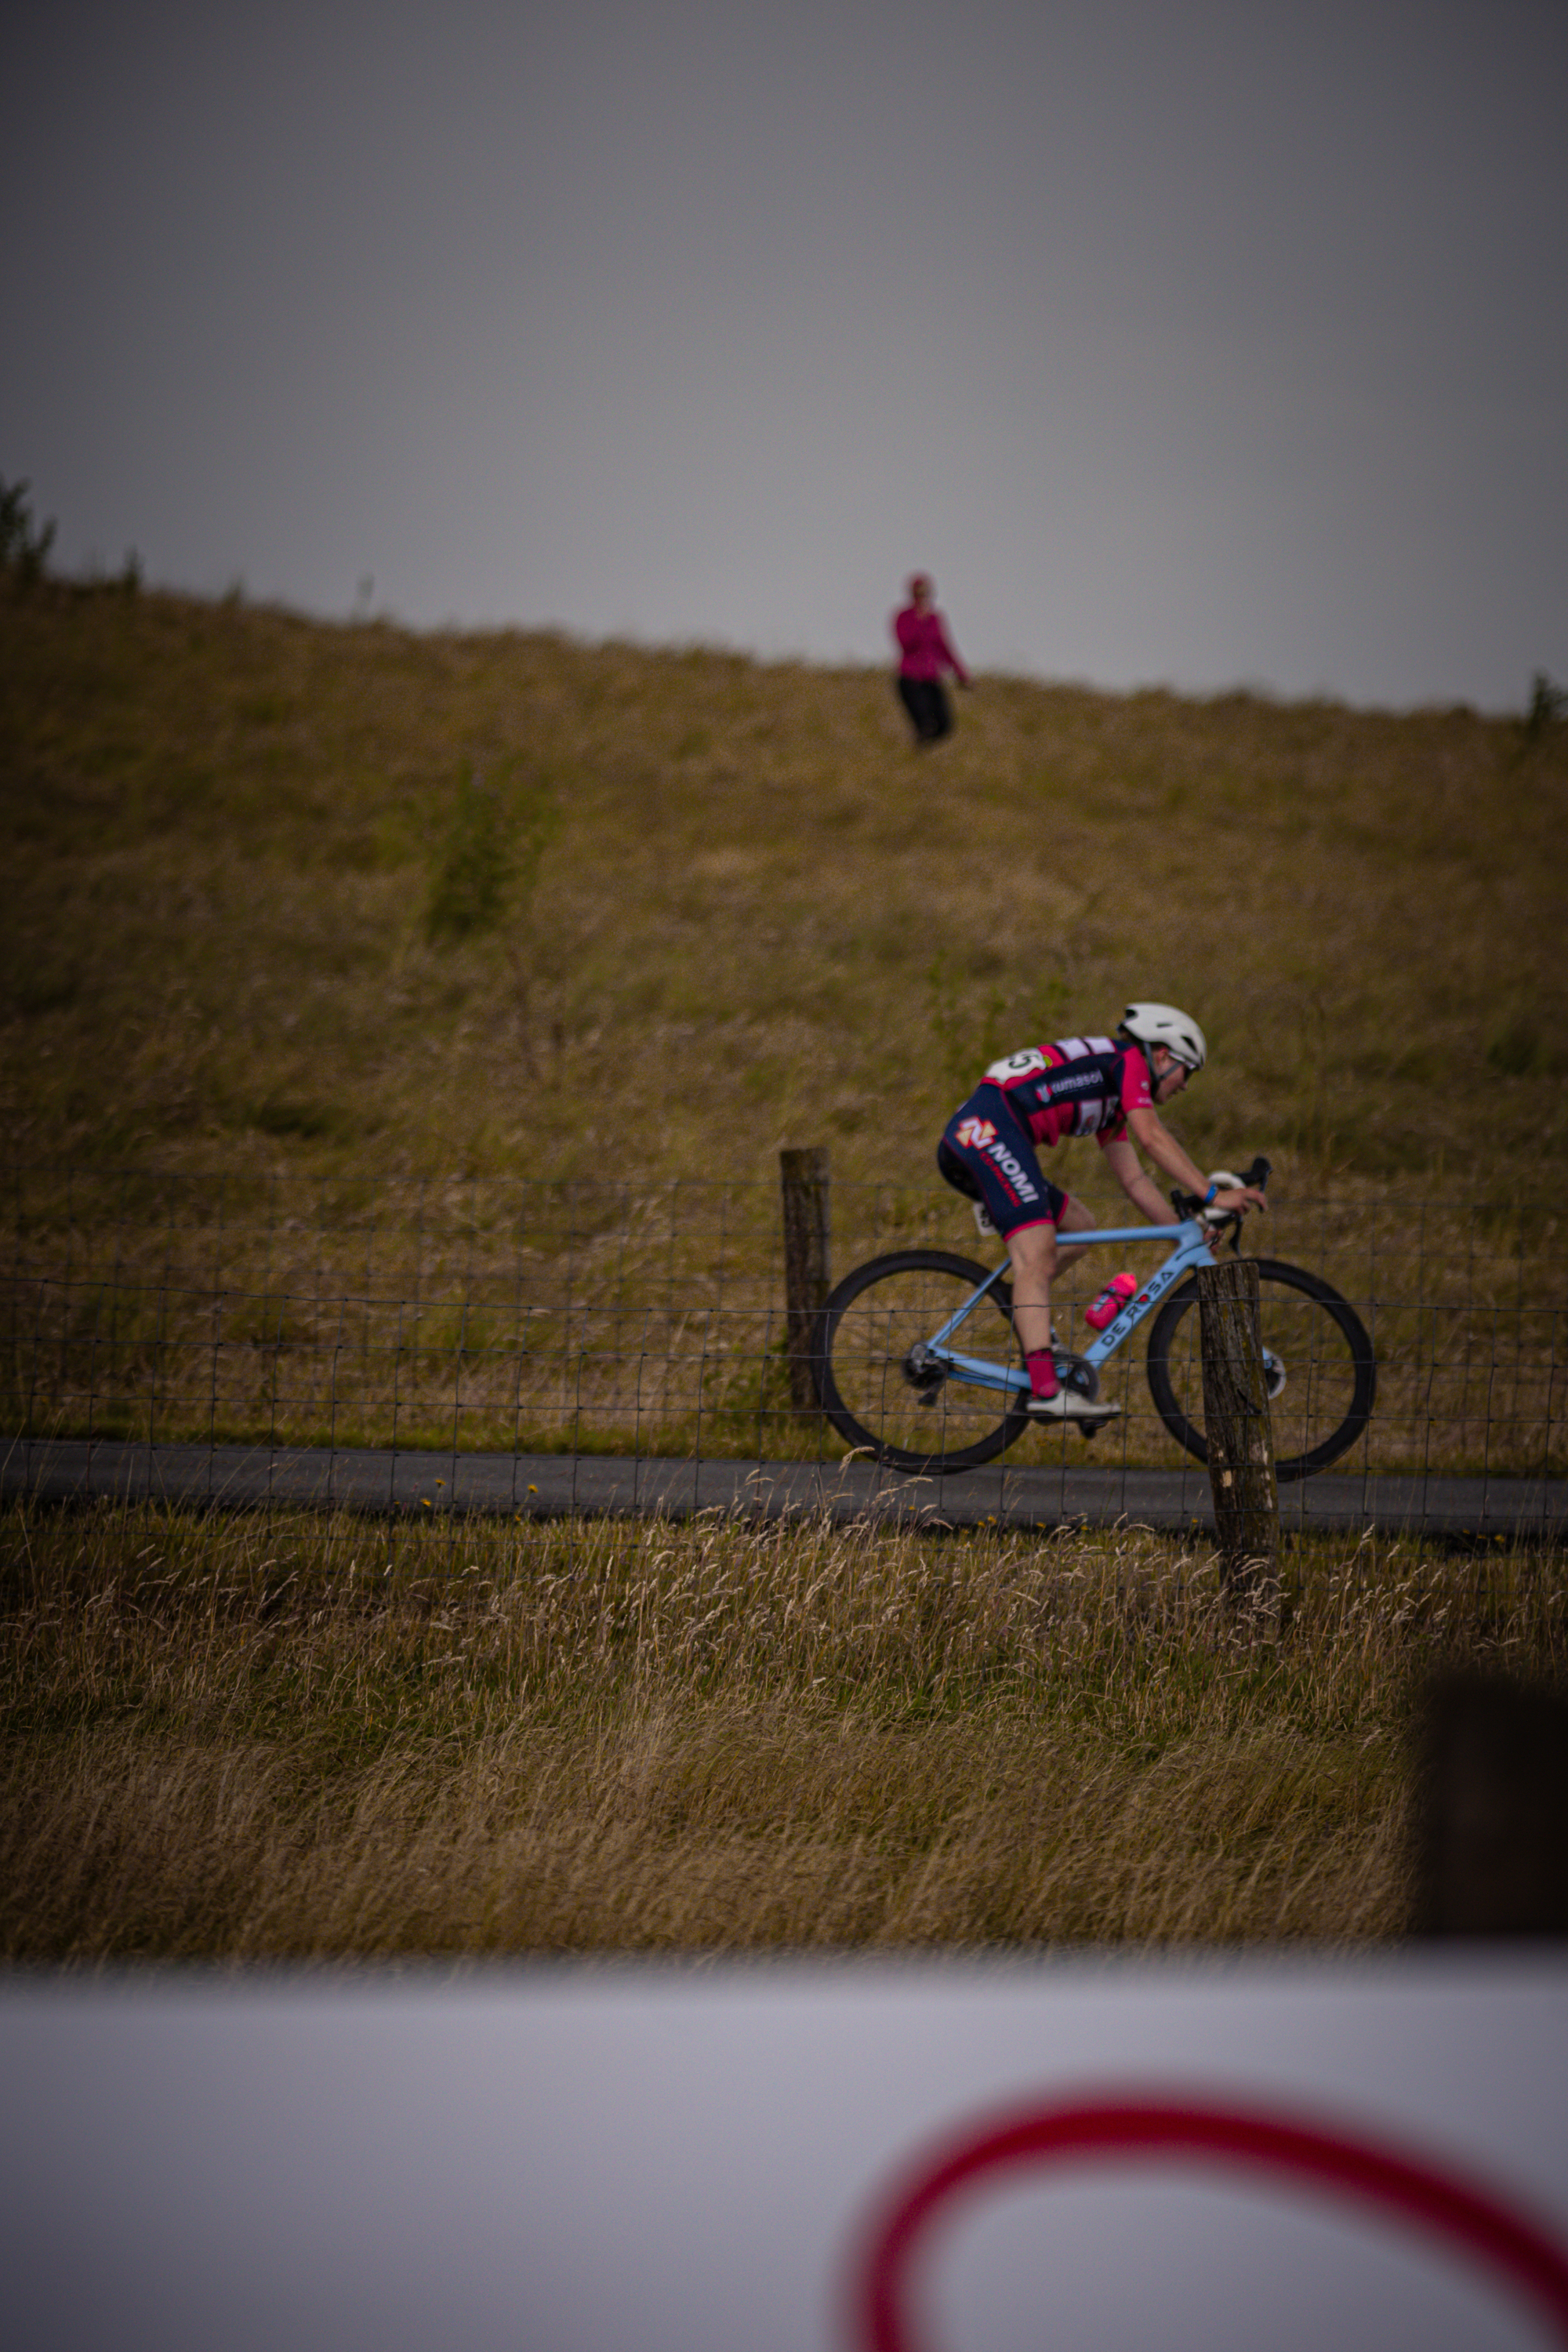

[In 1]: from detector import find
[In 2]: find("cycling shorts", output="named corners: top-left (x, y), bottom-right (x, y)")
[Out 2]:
top-left (938, 1086), bottom-right (1067, 1238)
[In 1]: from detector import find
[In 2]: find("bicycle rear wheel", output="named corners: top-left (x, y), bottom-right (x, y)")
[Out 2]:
top-left (1144, 1256), bottom-right (1376, 1480)
top-left (816, 1249), bottom-right (1029, 1473)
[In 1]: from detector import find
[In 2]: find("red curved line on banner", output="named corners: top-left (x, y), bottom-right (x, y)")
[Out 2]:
top-left (857, 2092), bottom-right (1568, 2352)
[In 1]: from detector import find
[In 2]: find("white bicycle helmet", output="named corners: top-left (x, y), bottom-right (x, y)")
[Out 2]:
top-left (1118, 1001), bottom-right (1207, 1073)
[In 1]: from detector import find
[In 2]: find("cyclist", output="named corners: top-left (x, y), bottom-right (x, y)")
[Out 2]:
top-left (937, 1002), bottom-right (1268, 1420)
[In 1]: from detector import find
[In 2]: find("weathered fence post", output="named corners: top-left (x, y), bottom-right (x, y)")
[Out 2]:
top-left (780, 1146), bottom-right (831, 1414)
top-left (1196, 1255), bottom-right (1280, 1621)
top-left (1415, 1672), bottom-right (1568, 1935)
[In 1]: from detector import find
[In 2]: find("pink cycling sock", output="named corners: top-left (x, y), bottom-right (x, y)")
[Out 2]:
top-left (1025, 1348), bottom-right (1058, 1401)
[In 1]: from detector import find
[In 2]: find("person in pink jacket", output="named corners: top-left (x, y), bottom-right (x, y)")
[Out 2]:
top-left (892, 572), bottom-right (971, 744)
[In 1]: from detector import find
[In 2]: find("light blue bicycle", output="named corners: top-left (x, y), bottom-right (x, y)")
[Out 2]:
top-left (815, 1156), bottom-right (1376, 1479)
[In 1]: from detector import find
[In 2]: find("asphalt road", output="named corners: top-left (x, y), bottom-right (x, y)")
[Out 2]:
top-left (4, 1436), bottom-right (1563, 1538)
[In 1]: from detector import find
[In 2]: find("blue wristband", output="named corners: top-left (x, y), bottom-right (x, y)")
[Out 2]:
top-left (1203, 1182), bottom-right (1218, 1206)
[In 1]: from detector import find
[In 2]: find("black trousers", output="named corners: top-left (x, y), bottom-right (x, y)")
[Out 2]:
top-left (897, 674), bottom-right (953, 742)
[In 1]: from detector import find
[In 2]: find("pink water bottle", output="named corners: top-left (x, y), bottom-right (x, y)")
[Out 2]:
top-left (1083, 1271), bottom-right (1137, 1332)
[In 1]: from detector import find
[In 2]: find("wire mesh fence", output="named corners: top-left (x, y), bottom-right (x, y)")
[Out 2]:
top-left (2, 1164), bottom-right (1565, 1498)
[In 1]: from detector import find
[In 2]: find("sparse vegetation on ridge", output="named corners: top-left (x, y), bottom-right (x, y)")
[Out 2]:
top-left (2, 583), bottom-right (1565, 1203)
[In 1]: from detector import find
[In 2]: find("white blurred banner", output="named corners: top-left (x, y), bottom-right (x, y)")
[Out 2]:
top-left (3, 1958), bottom-right (1566, 2350)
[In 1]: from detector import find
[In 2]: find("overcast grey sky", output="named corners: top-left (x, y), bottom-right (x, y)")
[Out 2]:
top-left (5, 0), bottom-right (1565, 708)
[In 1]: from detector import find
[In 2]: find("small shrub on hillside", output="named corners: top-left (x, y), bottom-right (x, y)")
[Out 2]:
top-left (1523, 672), bottom-right (1567, 746)
top-left (0, 477), bottom-right (55, 588)
top-left (424, 762), bottom-right (557, 946)
top-left (425, 770), bottom-right (512, 942)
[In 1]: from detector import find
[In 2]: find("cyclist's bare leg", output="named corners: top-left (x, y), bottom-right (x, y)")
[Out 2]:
top-left (1007, 1199), bottom-right (1097, 1357)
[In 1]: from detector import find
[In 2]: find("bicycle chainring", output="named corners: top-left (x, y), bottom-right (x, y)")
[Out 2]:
top-left (1052, 1348), bottom-right (1100, 1403)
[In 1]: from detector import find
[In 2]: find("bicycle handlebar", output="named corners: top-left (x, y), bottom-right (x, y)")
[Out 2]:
top-left (1168, 1154), bottom-right (1272, 1229)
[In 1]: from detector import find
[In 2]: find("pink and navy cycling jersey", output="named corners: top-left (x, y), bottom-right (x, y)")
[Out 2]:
top-left (978, 1036), bottom-right (1153, 1149)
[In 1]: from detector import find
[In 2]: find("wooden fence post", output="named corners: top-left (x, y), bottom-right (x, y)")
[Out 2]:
top-left (1196, 1255), bottom-right (1280, 1619)
top-left (780, 1146), bottom-right (831, 1414)
top-left (1414, 1673), bottom-right (1568, 1934)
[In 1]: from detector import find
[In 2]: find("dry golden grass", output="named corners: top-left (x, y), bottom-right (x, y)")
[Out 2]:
top-left (7, 593), bottom-right (1563, 1957)
top-left (3, 578), bottom-right (1566, 1200)
top-left (3, 1501), bottom-right (1562, 1958)
top-left (5, 582), bottom-right (1566, 1472)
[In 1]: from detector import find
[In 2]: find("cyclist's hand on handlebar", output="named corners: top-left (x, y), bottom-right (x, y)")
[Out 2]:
top-left (1209, 1184), bottom-right (1268, 1218)
top-left (1197, 1181), bottom-right (1266, 1255)
top-left (1171, 1156), bottom-right (1271, 1231)
top-left (1203, 1164), bottom-right (1268, 1219)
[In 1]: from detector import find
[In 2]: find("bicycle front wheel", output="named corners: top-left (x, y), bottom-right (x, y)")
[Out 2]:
top-left (1145, 1256), bottom-right (1376, 1480)
top-left (816, 1249), bottom-right (1029, 1473)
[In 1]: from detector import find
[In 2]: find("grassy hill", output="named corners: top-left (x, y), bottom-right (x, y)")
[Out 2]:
top-left (4, 577), bottom-right (1566, 1207)
top-left (5, 579), bottom-right (1564, 1962)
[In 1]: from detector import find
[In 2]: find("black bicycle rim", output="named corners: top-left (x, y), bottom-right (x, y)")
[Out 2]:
top-left (1144, 1257), bottom-right (1377, 1480)
top-left (815, 1248), bottom-right (1029, 1473)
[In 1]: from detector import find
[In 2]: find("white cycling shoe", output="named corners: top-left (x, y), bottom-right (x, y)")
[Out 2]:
top-left (1025, 1389), bottom-right (1122, 1422)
